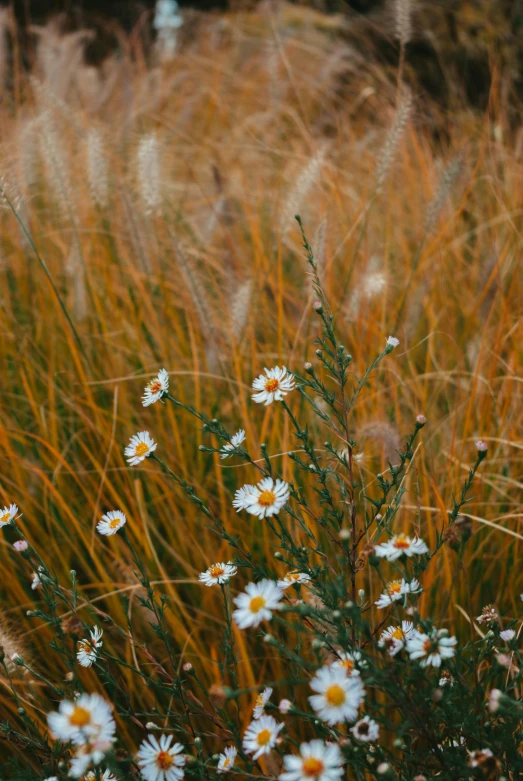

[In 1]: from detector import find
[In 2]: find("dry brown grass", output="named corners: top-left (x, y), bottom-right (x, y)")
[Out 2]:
top-left (0, 4), bottom-right (521, 764)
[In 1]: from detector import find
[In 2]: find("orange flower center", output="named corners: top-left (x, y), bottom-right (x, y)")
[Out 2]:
top-left (264, 378), bottom-right (279, 393)
top-left (109, 516), bottom-right (122, 529)
top-left (302, 757), bottom-right (325, 776)
top-left (287, 573), bottom-right (301, 582)
top-left (149, 380), bottom-right (163, 394)
top-left (209, 565), bottom-right (225, 578)
top-left (69, 706), bottom-right (91, 727)
top-left (257, 490), bottom-right (276, 507)
top-left (325, 683), bottom-right (346, 707)
top-left (157, 750), bottom-right (174, 769)
top-left (423, 639), bottom-right (433, 653)
top-left (78, 640), bottom-right (92, 653)
top-left (256, 728), bottom-right (273, 746)
top-left (223, 757), bottom-right (231, 767)
top-left (340, 659), bottom-right (354, 673)
top-left (135, 442), bottom-right (150, 457)
top-left (388, 580), bottom-right (402, 595)
top-left (393, 534), bottom-right (411, 549)
top-left (249, 596), bottom-right (267, 613)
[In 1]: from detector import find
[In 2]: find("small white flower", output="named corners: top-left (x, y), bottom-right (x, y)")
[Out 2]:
top-left (85, 771), bottom-right (117, 781)
top-left (31, 569), bottom-right (43, 590)
top-left (217, 745), bottom-right (237, 774)
top-left (386, 336), bottom-right (400, 349)
top-left (47, 693), bottom-right (115, 746)
top-left (137, 734), bottom-right (185, 781)
top-left (199, 562), bottom-right (237, 587)
top-left (233, 580), bottom-right (283, 629)
top-left (277, 572), bottom-right (311, 590)
top-left (125, 431), bottom-right (157, 465)
top-left (243, 715), bottom-right (283, 759)
top-left (279, 699), bottom-right (292, 714)
top-left (279, 739), bottom-right (344, 781)
top-left (374, 533), bottom-right (428, 561)
top-left (233, 477), bottom-right (290, 518)
top-left (378, 621), bottom-right (415, 656)
top-left (0, 503), bottom-right (18, 527)
top-left (488, 688), bottom-right (503, 713)
top-left (309, 665), bottom-right (365, 725)
top-left (416, 414), bottom-right (426, 425)
top-left (97, 510), bottom-right (127, 536)
top-left (252, 366), bottom-right (295, 405)
top-left (406, 628), bottom-right (457, 668)
top-left (331, 651), bottom-right (364, 677)
top-left (351, 716), bottom-right (380, 742)
top-left (475, 440), bottom-right (488, 452)
top-left (13, 540), bottom-right (28, 552)
top-left (142, 369), bottom-right (169, 406)
top-left (253, 687), bottom-right (273, 719)
top-left (220, 430), bottom-right (246, 459)
top-left (499, 629), bottom-right (515, 642)
top-left (68, 739), bottom-right (114, 778)
top-left (374, 578), bottom-right (421, 609)
top-left (77, 627), bottom-right (104, 668)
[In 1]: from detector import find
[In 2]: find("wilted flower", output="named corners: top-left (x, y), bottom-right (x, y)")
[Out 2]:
top-left (220, 430), bottom-right (246, 458)
top-left (476, 605), bottom-right (498, 626)
top-left (233, 580), bottom-right (283, 629)
top-left (439, 671), bottom-right (454, 687)
top-left (467, 749), bottom-right (499, 773)
top-left (137, 734), bottom-right (185, 781)
top-left (351, 716), bottom-right (380, 742)
top-left (252, 366), bottom-right (295, 405)
top-left (243, 715), bottom-right (283, 759)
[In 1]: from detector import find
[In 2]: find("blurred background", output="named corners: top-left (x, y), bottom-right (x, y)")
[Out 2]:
top-left (0, 0), bottom-right (521, 768)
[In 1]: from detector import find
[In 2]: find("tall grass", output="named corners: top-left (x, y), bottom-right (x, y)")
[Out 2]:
top-left (0, 6), bottom-right (521, 766)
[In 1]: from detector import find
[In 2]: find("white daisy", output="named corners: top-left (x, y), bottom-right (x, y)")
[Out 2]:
top-left (252, 366), bottom-right (295, 405)
top-left (351, 716), bottom-right (380, 742)
top-left (331, 651), bottom-right (364, 677)
top-left (0, 503), bottom-right (18, 527)
top-left (125, 431), bottom-right (157, 465)
top-left (142, 368), bottom-right (169, 407)
top-left (475, 440), bottom-right (488, 453)
top-left (378, 621), bottom-right (415, 656)
top-left (253, 687), bottom-right (273, 719)
top-left (499, 629), bottom-right (516, 642)
top-left (279, 739), bottom-right (343, 781)
top-left (374, 578), bottom-right (421, 609)
top-left (374, 533), bottom-right (428, 561)
top-left (233, 477), bottom-right (290, 518)
top-left (77, 627), bottom-right (104, 668)
top-left (233, 580), bottom-right (283, 629)
top-left (68, 738), bottom-right (114, 778)
top-left (309, 665), bottom-right (365, 725)
top-left (217, 745), bottom-right (237, 774)
top-left (386, 336), bottom-right (399, 349)
top-left (97, 510), bottom-right (127, 536)
top-left (85, 771), bottom-right (117, 781)
top-left (406, 628), bottom-right (457, 668)
top-left (199, 562), bottom-right (237, 587)
top-left (220, 430), bottom-right (246, 459)
top-left (277, 572), bottom-right (311, 590)
top-left (243, 715), bottom-right (283, 760)
top-left (47, 693), bottom-right (115, 746)
top-left (137, 734), bottom-right (185, 781)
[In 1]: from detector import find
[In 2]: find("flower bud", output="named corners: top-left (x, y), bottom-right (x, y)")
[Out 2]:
top-left (312, 300), bottom-right (323, 312)
top-left (146, 721), bottom-right (159, 729)
top-left (416, 414), bottom-right (426, 426)
top-left (182, 662), bottom-right (193, 672)
top-left (377, 763), bottom-right (390, 774)
top-left (13, 540), bottom-right (28, 552)
top-left (278, 698), bottom-right (292, 714)
top-left (304, 362), bottom-right (313, 373)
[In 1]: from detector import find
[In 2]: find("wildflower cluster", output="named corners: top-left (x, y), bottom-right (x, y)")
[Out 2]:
top-left (0, 219), bottom-right (521, 780)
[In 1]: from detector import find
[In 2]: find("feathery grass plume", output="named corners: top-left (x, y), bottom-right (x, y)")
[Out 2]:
top-left (345, 255), bottom-right (388, 319)
top-left (394, 0), bottom-right (412, 47)
top-left (66, 243), bottom-right (88, 322)
top-left (375, 89), bottom-right (412, 193)
top-left (120, 186), bottom-right (152, 274)
top-left (356, 420), bottom-right (402, 464)
top-left (280, 145), bottom-right (327, 240)
top-left (37, 109), bottom-right (74, 219)
top-left (425, 155), bottom-right (464, 233)
top-left (229, 278), bottom-right (253, 345)
top-left (86, 128), bottom-right (109, 209)
top-left (311, 218), bottom-right (327, 286)
top-left (136, 132), bottom-right (162, 216)
top-left (18, 118), bottom-right (39, 190)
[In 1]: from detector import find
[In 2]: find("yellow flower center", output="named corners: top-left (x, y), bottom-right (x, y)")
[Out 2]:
top-left (78, 640), bottom-right (92, 653)
top-left (209, 565), bottom-right (225, 578)
top-left (287, 573), bottom-right (301, 582)
top-left (157, 750), bottom-right (174, 769)
top-left (264, 378), bottom-right (280, 393)
top-left (391, 628), bottom-right (404, 641)
top-left (0, 512), bottom-right (9, 523)
top-left (302, 757), bottom-right (325, 776)
top-left (388, 580), bottom-right (402, 595)
top-left (134, 441), bottom-right (150, 457)
top-left (255, 694), bottom-right (264, 707)
top-left (257, 490), bottom-right (276, 507)
top-left (325, 683), bottom-right (346, 707)
top-left (69, 706), bottom-right (91, 727)
top-left (256, 728), bottom-right (273, 746)
top-left (393, 534), bottom-right (411, 549)
top-left (109, 516), bottom-right (122, 529)
top-left (223, 758), bottom-right (231, 768)
top-left (249, 596), bottom-right (267, 613)
top-left (148, 380), bottom-right (163, 394)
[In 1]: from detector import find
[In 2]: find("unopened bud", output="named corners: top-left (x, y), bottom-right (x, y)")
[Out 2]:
top-left (304, 362), bottom-right (313, 373)
top-left (312, 300), bottom-right (323, 312)
top-left (13, 540), bottom-right (28, 552)
top-left (65, 671), bottom-right (74, 681)
top-left (377, 763), bottom-right (390, 775)
top-left (416, 414), bottom-right (426, 426)
top-left (339, 529), bottom-right (351, 540)
top-left (146, 721), bottom-right (159, 729)
top-left (278, 698), bottom-right (292, 714)
top-left (182, 662), bottom-right (193, 672)
top-left (263, 634), bottom-right (275, 644)
top-left (208, 684), bottom-right (227, 709)
top-left (274, 551), bottom-right (283, 559)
